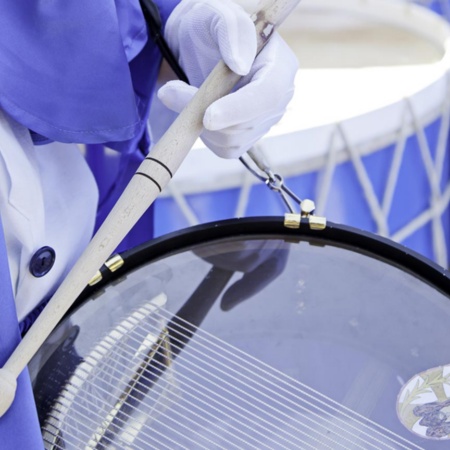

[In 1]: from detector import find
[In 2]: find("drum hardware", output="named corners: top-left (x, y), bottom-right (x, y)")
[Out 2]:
top-left (89, 254), bottom-right (125, 287)
top-left (88, 271), bottom-right (103, 287)
top-left (105, 254), bottom-right (125, 273)
top-left (240, 147), bottom-right (303, 214)
top-left (240, 147), bottom-right (327, 231)
top-left (284, 199), bottom-right (328, 231)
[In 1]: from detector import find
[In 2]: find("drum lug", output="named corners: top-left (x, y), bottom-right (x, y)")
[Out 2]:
top-left (105, 254), bottom-right (125, 272)
top-left (284, 199), bottom-right (327, 231)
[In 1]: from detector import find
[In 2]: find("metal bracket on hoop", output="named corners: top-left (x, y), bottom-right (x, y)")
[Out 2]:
top-left (239, 147), bottom-right (326, 230)
top-left (285, 199), bottom-right (327, 231)
top-left (88, 254), bottom-right (125, 286)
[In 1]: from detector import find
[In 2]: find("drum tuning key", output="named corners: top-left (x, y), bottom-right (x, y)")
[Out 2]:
top-left (240, 147), bottom-right (326, 230)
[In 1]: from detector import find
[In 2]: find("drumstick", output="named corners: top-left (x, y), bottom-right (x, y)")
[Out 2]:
top-left (0, 0), bottom-right (301, 416)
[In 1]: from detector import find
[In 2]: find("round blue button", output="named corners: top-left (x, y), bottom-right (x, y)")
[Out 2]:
top-left (29, 246), bottom-right (56, 277)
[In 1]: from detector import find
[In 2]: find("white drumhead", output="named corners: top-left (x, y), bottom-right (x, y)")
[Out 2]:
top-left (155, 0), bottom-right (450, 196)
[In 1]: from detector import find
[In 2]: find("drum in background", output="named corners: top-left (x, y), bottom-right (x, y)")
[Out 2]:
top-left (153, 0), bottom-right (450, 267)
top-left (413, 0), bottom-right (450, 21)
top-left (30, 217), bottom-right (450, 448)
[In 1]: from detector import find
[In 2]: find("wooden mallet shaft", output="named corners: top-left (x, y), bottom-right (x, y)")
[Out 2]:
top-left (0, 0), bottom-right (301, 416)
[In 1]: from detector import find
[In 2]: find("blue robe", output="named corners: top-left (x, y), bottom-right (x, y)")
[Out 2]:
top-left (0, 0), bottom-right (180, 447)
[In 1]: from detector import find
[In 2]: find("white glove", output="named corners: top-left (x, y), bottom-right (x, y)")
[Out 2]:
top-left (158, 0), bottom-right (298, 159)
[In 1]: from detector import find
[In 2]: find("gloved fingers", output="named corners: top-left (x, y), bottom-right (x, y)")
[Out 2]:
top-left (158, 80), bottom-right (286, 132)
top-left (159, 21), bottom-right (297, 159)
top-left (200, 34), bottom-right (297, 157)
top-left (157, 80), bottom-right (197, 114)
top-left (204, 34), bottom-right (298, 131)
top-left (157, 81), bottom-right (285, 158)
top-left (201, 115), bottom-right (281, 159)
top-left (164, 0), bottom-right (257, 86)
top-left (231, 0), bottom-right (259, 14)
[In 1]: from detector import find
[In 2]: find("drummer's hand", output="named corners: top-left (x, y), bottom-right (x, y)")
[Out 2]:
top-left (195, 240), bottom-right (289, 311)
top-left (157, 0), bottom-right (298, 158)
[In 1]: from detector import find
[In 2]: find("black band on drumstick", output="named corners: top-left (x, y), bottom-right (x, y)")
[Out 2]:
top-left (145, 157), bottom-right (173, 178)
top-left (135, 172), bottom-right (162, 192)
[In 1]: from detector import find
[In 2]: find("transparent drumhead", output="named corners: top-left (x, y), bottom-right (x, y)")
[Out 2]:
top-left (31, 226), bottom-right (450, 449)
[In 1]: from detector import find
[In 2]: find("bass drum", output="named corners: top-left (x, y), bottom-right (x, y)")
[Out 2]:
top-left (30, 217), bottom-right (450, 449)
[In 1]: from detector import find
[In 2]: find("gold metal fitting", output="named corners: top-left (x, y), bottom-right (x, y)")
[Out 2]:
top-left (88, 270), bottom-right (102, 286)
top-left (284, 199), bottom-right (327, 231)
top-left (308, 216), bottom-right (327, 230)
top-left (105, 254), bottom-right (125, 273)
top-left (88, 254), bottom-right (124, 286)
top-left (284, 213), bottom-right (301, 229)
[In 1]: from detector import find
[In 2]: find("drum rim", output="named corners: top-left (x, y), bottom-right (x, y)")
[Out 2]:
top-left (77, 216), bottom-right (450, 311)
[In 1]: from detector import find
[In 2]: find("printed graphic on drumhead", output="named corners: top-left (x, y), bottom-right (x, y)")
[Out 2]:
top-left (397, 364), bottom-right (450, 440)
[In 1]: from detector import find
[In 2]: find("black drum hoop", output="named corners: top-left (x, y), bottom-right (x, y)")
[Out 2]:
top-left (75, 216), bottom-right (450, 313)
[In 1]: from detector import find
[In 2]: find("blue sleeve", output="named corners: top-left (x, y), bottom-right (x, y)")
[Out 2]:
top-left (0, 217), bottom-right (43, 449)
top-left (153, 0), bottom-right (182, 29)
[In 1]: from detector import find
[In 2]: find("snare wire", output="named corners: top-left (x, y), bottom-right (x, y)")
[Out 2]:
top-left (42, 302), bottom-right (422, 448)
top-left (42, 316), bottom-right (359, 450)
top-left (52, 373), bottom-right (305, 450)
top-left (47, 393), bottom-right (227, 450)
top-left (141, 320), bottom-right (371, 449)
top-left (45, 349), bottom-right (236, 450)
top-left (52, 310), bottom-right (418, 450)
top-left (55, 333), bottom-right (334, 450)
top-left (69, 343), bottom-right (290, 450)
top-left (44, 314), bottom-right (312, 449)
top-left (156, 306), bottom-right (422, 449)
top-left (121, 308), bottom-right (416, 449)
top-left (44, 404), bottom-right (181, 450)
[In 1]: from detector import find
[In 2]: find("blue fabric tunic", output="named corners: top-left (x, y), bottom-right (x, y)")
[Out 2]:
top-left (0, 0), bottom-right (180, 447)
top-left (0, 0), bottom-right (179, 152)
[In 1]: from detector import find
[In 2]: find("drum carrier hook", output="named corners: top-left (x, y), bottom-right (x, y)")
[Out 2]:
top-left (239, 147), bottom-right (327, 230)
